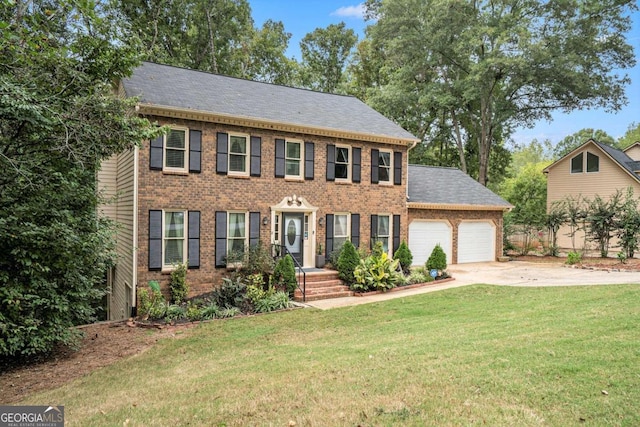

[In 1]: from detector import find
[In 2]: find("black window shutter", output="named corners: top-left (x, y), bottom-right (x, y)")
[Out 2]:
top-left (189, 130), bottom-right (202, 173)
top-left (371, 149), bottom-right (379, 184)
top-left (249, 212), bottom-right (260, 247)
top-left (188, 211), bottom-right (200, 268)
top-left (351, 214), bottom-right (360, 249)
top-left (352, 147), bottom-right (361, 183)
top-left (326, 144), bottom-right (335, 181)
top-left (215, 211), bottom-right (227, 268)
top-left (216, 132), bottom-right (228, 174)
top-left (150, 135), bottom-right (164, 170)
top-left (325, 214), bottom-right (334, 257)
top-left (305, 141), bottom-right (314, 180)
top-left (148, 210), bottom-right (163, 270)
top-left (393, 215), bottom-right (401, 254)
top-left (250, 136), bottom-right (261, 177)
top-left (394, 151), bottom-right (402, 185)
top-left (275, 138), bottom-right (285, 178)
top-left (370, 214), bottom-right (378, 249)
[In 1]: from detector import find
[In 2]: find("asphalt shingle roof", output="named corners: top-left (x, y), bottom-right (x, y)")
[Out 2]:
top-left (122, 62), bottom-right (418, 142)
top-left (408, 165), bottom-right (512, 208)
top-left (593, 140), bottom-right (640, 183)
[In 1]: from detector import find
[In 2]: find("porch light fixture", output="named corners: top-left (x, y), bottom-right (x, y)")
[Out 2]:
top-left (318, 217), bottom-right (324, 227)
top-left (262, 216), bottom-right (269, 226)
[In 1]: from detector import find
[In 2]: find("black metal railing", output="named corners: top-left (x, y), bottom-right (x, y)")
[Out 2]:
top-left (272, 243), bottom-right (306, 302)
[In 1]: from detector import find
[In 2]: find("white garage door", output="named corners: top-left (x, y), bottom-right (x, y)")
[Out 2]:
top-left (409, 221), bottom-right (452, 266)
top-left (458, 221), bottom-right (495, 263)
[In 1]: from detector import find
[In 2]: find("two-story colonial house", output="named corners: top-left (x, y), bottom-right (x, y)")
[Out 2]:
top-left (99, 62), bottom-right (510, 320)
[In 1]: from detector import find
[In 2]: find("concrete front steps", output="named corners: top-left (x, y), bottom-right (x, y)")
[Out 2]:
top-left (293, 269), bottom-right (353, 302)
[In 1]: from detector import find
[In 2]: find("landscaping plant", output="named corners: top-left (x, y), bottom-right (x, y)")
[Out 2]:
top-left (169, 262), bottom-right (188, 304)
top-left (273, 255), bottom-right (297, 296)
top-left (393, 240), bottom-right (413, 274)
top-left (352, 247), bottom-right (401, 292)
top-left (337, 240), bottom-right (360, 284)
top-left (426, 244), bottom-right (447, 272)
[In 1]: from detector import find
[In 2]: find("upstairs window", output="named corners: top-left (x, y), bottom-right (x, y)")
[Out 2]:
top-left (229, 134), bottom-right (249, 175)
top-left (378, 150), bottom-right (392, 184)
top-left (165, 129), bottom-right (187, 170)
top-left (335, 145), bottom-right (351, 181)
top-left (286, 140), bottom-right (302, 178)
top-left (571, 153), bottom-right (583, 174)
top-left (587, 152), bottom-right (599, 172)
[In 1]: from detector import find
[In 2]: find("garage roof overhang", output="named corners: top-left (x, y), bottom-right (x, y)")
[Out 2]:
top-left (408, 202), bottom-right (512, 212)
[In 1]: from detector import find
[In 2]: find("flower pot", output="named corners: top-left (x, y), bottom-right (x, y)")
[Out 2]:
top-left (315, 255), bottom-right (326, 268)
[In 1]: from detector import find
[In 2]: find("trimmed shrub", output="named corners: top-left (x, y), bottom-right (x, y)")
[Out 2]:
top-left (337, 240), bottom-right (360, 284)
top-left (169, 262), bottom-right (188, 304)
top-left (426, 244), bottom-right (447, 271)
top-left (273, 255), bottom-right (297, 296)
top-left (393, 240), bottom-right (413, 274)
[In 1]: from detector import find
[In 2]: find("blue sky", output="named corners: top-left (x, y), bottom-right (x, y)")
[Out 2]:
top-left (249, 1), bottom-right (640, 146)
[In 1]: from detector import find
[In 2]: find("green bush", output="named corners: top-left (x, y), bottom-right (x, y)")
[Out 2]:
top-left (407, 269), bottom-right (434, 285)
top-left (164, 304), bottom-right (186, 322)
top-left (566, 251), bottom-right (582, 265)
top-left (212, 276), bottom-right (247, 309)
top-left (352, 251), bottom-right (401, 293)
top-left (253, 291), bottom-right (292, 313)
top-left (337, 240), bottom-right (360, 284)
top-left (426, 244), bottom-right (447, 271)
top-left (169, 262), bottom-right (188, 304)
top-left (273, 255), bottom-right (297, 296)
top-left (200, 303), bottom-right (220, 320)
top-left (393, 240), bottom-right (413, 274)
top-left (138, 281), bottom-right (167, 320)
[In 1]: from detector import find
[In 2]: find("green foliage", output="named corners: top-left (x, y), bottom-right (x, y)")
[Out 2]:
top-left (617, 251), bottom-right (628, 264)
top-left (169, 263), bottom-right (189, 304)
top-left (426, 244), bottom-right (447, 272)
top-left (615, 189), bottom-right (640, 258)
top-left (0, 1), bottom-right (159, 357)
top-left (566, 251), bottom-right (582, 265)
top-left (212, 277), bottom-right (247, 309)
top-left (363, 0), bottom-right (636, 186)
top-left (243, 243), bottom-right (276, 275)
top-left (273, 255), bottom-right (297, 296)
top-left (406, 269), bottom-right (434, 285)
top-left (352, 251), bottom-right (401, 293)
top-left (553, 129), bottom-right (617, 159)
top-left (200, 303), bottom-right (221, 320)
top-left (585, 193), bottom-right (621, 258)
top-left (337, 240), bottom-right (360, 284)
top-left (164, 305), bottom-right (186, 322)
top-left (138, 283), bottom-right (167, 320)
top-left (393, 240), bottom-right (413, 274)
top-left (546, 201), bottom-right (568, 257)
top-left (299, 22), bottom-right (358, 93)
top-left (618, 122), bottom-right (640, 150)
top-left (252, 290), bottom-right (292, 313)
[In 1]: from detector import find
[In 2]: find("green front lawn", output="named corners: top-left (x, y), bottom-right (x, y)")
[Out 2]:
top-left (22, 285), bottom-right (640, 426)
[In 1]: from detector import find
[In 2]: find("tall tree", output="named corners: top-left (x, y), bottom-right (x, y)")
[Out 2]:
top-left (618, 122), bottom-right (640, 150)
top-left (364, 0), bottom-right (637, 185)
top-left (299, 22), bottom-right (358, 93)
top-left (0, 0), bottom-right (158, 356)
top-left (245, 19), bottom-right (298, 84)
top-left (553, 128), bottom-right (616, 159)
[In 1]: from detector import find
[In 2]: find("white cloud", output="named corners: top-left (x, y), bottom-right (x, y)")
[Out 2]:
top-left (331, 3), bottom-right (366, 19)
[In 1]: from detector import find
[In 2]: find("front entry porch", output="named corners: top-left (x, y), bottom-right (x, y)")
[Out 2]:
top-left (293, 268), bottom-right (352, 302)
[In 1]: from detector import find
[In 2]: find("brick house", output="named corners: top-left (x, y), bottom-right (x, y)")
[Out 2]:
top-left (98, 62), bottom-right (509, 320)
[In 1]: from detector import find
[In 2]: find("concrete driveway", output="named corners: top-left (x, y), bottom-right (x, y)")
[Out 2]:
top-left (306, 261), bottom-right (640, 310)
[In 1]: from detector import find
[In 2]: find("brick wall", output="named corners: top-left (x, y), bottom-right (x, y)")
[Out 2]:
top-left (137, 117), bottom-right (409, 297)
top-left (408, 208), bottom-right (504, 264)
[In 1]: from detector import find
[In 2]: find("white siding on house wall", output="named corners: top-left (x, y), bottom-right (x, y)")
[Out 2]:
top-left (624, 145), bottom-right (640, 162)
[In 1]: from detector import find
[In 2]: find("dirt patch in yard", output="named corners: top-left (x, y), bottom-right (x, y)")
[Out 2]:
top-left (510, 254), bottom-right (640, 271)
top-left (0, 321), bottom-right (192, 404)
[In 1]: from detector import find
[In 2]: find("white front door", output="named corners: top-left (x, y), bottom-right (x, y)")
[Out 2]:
top-left (283, 212), bottom-right (304, 265)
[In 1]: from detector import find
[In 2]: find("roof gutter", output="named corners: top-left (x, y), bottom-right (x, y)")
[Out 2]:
top-left (408, 202), bottom-right (513, 212)
top-left (137, 104), bottom-right (420, 147)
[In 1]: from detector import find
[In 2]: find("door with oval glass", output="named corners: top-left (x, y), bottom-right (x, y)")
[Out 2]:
top-left (282, 212), bottom-right (304, 265)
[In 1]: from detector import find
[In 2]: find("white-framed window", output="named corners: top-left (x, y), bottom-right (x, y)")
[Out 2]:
top-left (587, 152), bottom-right (599, 173)
top-left (163, 210), bottom-right (187, 267)
top-left (227, 211), bottom-right (248, 254)
top-left (334, 213), bottom-right (350, 249)
top-left (378, 149), bottom-right (392, 184)
top-left (286, 140), bottom-right (303, 178)
top-left (376, 214), bottom-right (391, 255)
top-left (570, 153), bottom-right (583, 174)
top-left (335, 145), bottom-right (351, 181)
top-left (229, 133), bottom-right (249, 175)
top-left (164, 128), bottom-right (189, 172)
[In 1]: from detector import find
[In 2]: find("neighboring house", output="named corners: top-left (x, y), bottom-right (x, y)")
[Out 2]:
top-left (98, 62), bottom-right (508, 320)
top-left (543, 139), bottom-right (640, 251)
top-left (407, 165), bottom-right (512, 265)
